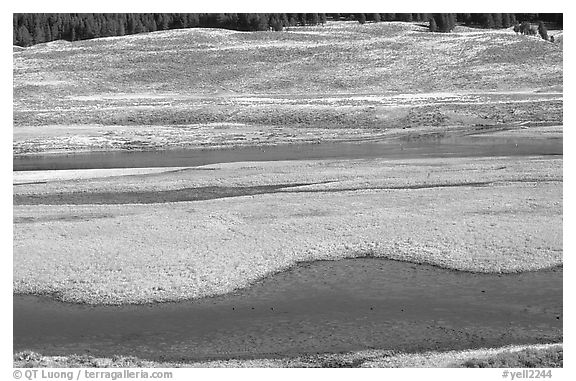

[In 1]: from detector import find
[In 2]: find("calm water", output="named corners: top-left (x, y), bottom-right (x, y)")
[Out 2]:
top-left (14, 259), bottom-right (562, 362)
top-left (13, 135), bottom-right (562, 171)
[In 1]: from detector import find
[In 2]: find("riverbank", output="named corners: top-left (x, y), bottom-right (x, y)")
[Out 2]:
top-left (13, 343), bottom-right (563, 368)
top-left (14, 257), bottom-right (561, 362)
top-left (14, 153), bottom-right (562, 305)
top-left (13, 19), bottom-right (564, 368)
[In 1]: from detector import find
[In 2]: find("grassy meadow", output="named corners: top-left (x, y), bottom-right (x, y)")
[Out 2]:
top-left (13, 21), bottom-right (563, 366)
top-left (13, 20), bottom-right (563, 303)
top-left (13, 21), bottom-right (562, 154)
top-left (13, 156), bottom-right (562, 305)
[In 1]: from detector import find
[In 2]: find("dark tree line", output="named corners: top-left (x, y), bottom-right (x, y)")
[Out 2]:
top-left (13, 13), bottom-right (330, 46)
top-left (431, 13), bottom-right (561, 35)
top-left (513, 21), bottom-right (554, 41)
top-left (334, 13), bottom-right (436, 23)
top-left (336, 13), bottom-right (561, 32)
top-left (456, 13), bottom-right (517, 29)
top-left (429, 14), bottom-right (457, 32)
top-left (13, 13), bottom-right (563, 47)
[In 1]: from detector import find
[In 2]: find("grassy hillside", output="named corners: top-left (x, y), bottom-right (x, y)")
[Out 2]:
top-left (13, 21), bottom-right (563, 153)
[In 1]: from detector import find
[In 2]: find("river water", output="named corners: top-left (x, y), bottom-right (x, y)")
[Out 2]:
top-left (13, 134), bottom-right (563, 362)
top-left (14, 259), bottom-right (562, 362)
top-left (13, 135), bottom-right (562, 171)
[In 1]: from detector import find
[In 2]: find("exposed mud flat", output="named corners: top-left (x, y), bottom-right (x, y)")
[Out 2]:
top-left (13, 258), bottom-right (562, 362)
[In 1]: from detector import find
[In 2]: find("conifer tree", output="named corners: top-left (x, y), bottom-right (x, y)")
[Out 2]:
top-left (459, 13), bottom-right (472, 25)
top-left (482, 14), bottom-right (495, 28)
top-left (538, 21), bottom-right (549, 41)
top-left (17, 25), bottom-right (33, 46)
top-left (429, 16), bottom-right (437, 32)
top-left (269, 14), bottom-right (283, 31)
top-left (306, 13), bottom-right (320, 25)
top-left (492, 13), bottom-right (503, 28)
top-left (431, 13), bottom-right (455, 32)
top-left (502, 13), bottom-right (511, 28)
top-left (398, 13), bottom-right (413, 22)
top-left (32, 14), bottom-right (46, 44)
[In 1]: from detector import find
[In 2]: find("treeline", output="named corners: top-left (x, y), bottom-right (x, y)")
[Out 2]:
top-left (513, 21), bottom-right (555, 42)
top-left (13, 13), bottom-right (331, 46)
top-left (13, 13), bottom-right (563, 47)
top-left (429, 13), bottom-right (562, 33)
top-left (349, 13), bottom-right (561, 31)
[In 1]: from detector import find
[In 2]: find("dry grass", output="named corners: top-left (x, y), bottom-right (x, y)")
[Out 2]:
top-left (12, 21), bottom-right (563, 306)
top-left (14, 21), bottom-right (562, 95)
top-left (12, 23), bottom-right (563, 369)
top-left (461, 346), bottom-right (562, 368)
top-left (14, 343), bottom-right (562, 368)
top-left (13, 156), bottom-right (562, 305)
top-left (13, 21), bottom-right (562, 154)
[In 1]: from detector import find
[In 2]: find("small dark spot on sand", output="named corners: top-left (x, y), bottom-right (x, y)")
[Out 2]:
top-left (481, 290), bottom-right (486, 293)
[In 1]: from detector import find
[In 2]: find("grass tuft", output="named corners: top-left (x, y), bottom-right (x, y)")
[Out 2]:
top-left (462, 346), bottom-right (562, 368)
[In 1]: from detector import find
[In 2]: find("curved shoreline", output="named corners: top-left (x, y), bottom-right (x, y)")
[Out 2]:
top-left (13, 256), bottom-right (563, 306)
top-left (14, 258), bottom-right (562, 362)
top-left (13, 239), bottom-right (563, 306)
top-left (14, 155), bottom-right (562, 305)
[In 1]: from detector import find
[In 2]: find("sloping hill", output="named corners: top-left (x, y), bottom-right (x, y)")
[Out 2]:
top-left (13, 21), bottom-right (563, 154)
